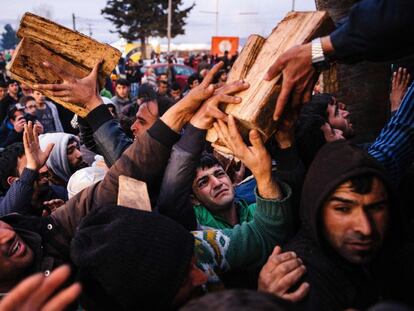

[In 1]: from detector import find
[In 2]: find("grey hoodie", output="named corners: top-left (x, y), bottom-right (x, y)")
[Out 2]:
top-left (39, 132), bottom-right (78, 183)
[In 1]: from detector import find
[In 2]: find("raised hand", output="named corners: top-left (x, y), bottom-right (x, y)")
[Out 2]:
top-left (190, 80), bottom-right (249, 130)
top-left (265, 36), bottom-right (335, 121)
top-left (265, 43), bottom-right (318, 121)
top-left (23, 121), bottom-right (54, 171)
top-left (34, 60), bottom-right (103, 113)
top-left (185, 61), bottom-right (224, 103)
top-left (213, 116), bottom-right (280, 199)
top-left (213, 116), bottom-right (270, 178)
top-left (33, 121), bottom-right (44, 135)
top-left (161, 61), bottom-right (226, 132)
top-left (0, 265), bottom-right (81, 311)
top-left (390, 67), bottom-right (411, 112)
top-left (258, 246), bottom-right (309, 303)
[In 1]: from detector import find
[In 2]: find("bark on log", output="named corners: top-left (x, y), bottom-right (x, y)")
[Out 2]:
top-left (206, 12), bottom-right (334, 148)
top-left (8, 12), bottom-right (121, 117)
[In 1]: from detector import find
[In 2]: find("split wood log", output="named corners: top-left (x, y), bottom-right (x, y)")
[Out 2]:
top-left (8, 12), bottom-right (121, 118)
top-left (206, 11), bottom-right (334, 151)
top-left (118, 176), bottom-right (152, 212)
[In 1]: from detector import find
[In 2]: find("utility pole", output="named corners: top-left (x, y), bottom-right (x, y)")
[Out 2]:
top-left (291, 0), bottom-right (296, 11)
top-left (200, 0), bottom-right (219, 36)
top-left (167, 0), bottom-right (172, 53)
top-left (72, 13), bottom-right (76, 31)
top-left (215, 0), bottom-right (219, 36)
top-left (87, 23), bottom-right (93, 37)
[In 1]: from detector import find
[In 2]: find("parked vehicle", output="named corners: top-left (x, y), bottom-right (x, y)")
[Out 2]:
top-left (141, 63), bottom-right (196, 89)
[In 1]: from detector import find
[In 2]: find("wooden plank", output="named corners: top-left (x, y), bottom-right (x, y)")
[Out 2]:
top-left (16, 12), bottom-right (120, 84)
top-left (207, 11), bottom-right (334, 150)
top-left (207, 35), bottom-right (266, 145)
top-left (8, 12), bottom-right (121, 117)
top-left (10, 38), bottom-right (89, 117)
top-left (227, 35), bottom-right (266, 82)
top-left (118, 176), bottom-right (152, 212)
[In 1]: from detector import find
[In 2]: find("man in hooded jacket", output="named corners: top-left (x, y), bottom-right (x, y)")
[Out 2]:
top-left (38, 132), bottom-right (88, 187)
top-left (270, 141), bottom-right (414, 310)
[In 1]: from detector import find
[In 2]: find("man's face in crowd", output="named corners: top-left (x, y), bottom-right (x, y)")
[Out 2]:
top-left (67, 140), bottom-right (87, 172)
top-left (320, 122), bottom-right (345, 143)
top-left (14, 155), bottom-right (50, 204)
top-left (0, 220), bottom-right (34, 288)
top-left (32, 91), bottom-right (45, 105)
top-left (130, 101), bottom-right (158, 138)
top-left (219, 72), bottom-right (228, 83)
top-left (192, 164), bottom-right (235, 212)
top-left (8, 82), bottom-right (19, 97)
top-left (24, 99), bottom-right (37, 116)
top-left (189, 79), bottom-right (200, 89)
top-left (0, 87), bottom-right (6, 100)
top-left (171, 88), bottom-right (181, 100)
top-left (10, 110), bottom-right (25, 125)
top-left (159, 74), bottom-right (168, 82)
top-left (158, 82), bottom-right (168, 96)
top-left (322, 177), bottom-right (389, 265)
top-left (115, 84), bottom-right (129, 99)
top-left (326, 97), bottom-right (353, 137)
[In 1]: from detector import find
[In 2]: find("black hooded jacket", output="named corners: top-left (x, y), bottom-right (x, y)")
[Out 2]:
top-left (284, 141), bottom-right (413, 310)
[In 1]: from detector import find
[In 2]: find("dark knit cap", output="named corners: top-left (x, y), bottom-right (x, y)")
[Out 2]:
top-left (70, 205), bottom-right (195, 310)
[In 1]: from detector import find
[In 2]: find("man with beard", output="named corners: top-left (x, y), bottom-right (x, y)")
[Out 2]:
top-left (299, 94), bottom-right (353, 138)
top-left (0, 126), bottom-right (57, 216)
top-left (38, 133), bottom-right (88, 188)
top-left (258, 141), bottom-right (414, 309)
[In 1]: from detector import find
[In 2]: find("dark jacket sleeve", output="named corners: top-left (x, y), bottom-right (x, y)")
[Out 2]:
top-left (2, 130), bottom-right (23, 148)
top-left (51, 119), bottom-right (180, 238)
top-left (157, 124), bottom-right (205, 230)
top-left (78, 117), bottom-right (100, 155)
top-left (331, 0), bottom-right (414, 63)
top-left (85, 104), bottom-right (133, 167)
top-left (0, 168), bottom-right (37, 216)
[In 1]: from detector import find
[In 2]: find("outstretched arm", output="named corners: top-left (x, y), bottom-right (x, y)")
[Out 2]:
top-left (369, 82), bottom-right (414, 185)
top-left (193, 119), bottom-right (294, 275)
top-left (46, 61), bottom-right (225, 236)
top-left (157, 80), bottom-right (249, 230)
top-left (264, 0), bottom-right (414, 121)
top-left (0, 122), bottom-right (54, 216)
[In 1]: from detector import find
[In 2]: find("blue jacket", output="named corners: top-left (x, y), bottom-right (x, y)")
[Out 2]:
top-left (331, 0), bottom-right (414, 63)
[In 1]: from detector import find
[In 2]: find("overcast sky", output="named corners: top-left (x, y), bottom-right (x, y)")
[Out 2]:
top-left (0, 0), bottom-right (315, 44)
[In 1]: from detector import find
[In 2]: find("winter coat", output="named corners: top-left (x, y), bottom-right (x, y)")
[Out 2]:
top-left (0, 118), bottom-right (178, 288)
top-left (284, 141), bottom-right (413, 310)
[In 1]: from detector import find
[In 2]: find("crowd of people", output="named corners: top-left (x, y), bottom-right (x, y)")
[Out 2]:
top-left (0, 0), bottom-right (413, 310)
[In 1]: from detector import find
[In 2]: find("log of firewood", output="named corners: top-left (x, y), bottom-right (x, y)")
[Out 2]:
top-left (206, 11), bottom-right (334, 150)
top-left (8, 12), bottom-right (121, 117)
top-left (227, 35), bottom-right (266, 83)
top-left (118, 176), bottom-right (152, 212)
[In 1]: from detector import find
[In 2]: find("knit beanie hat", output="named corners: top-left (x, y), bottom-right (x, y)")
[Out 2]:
top-left (70, 205), bottom-right (195, 311)
top-left (66, 166), bottom-right (106, 199)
